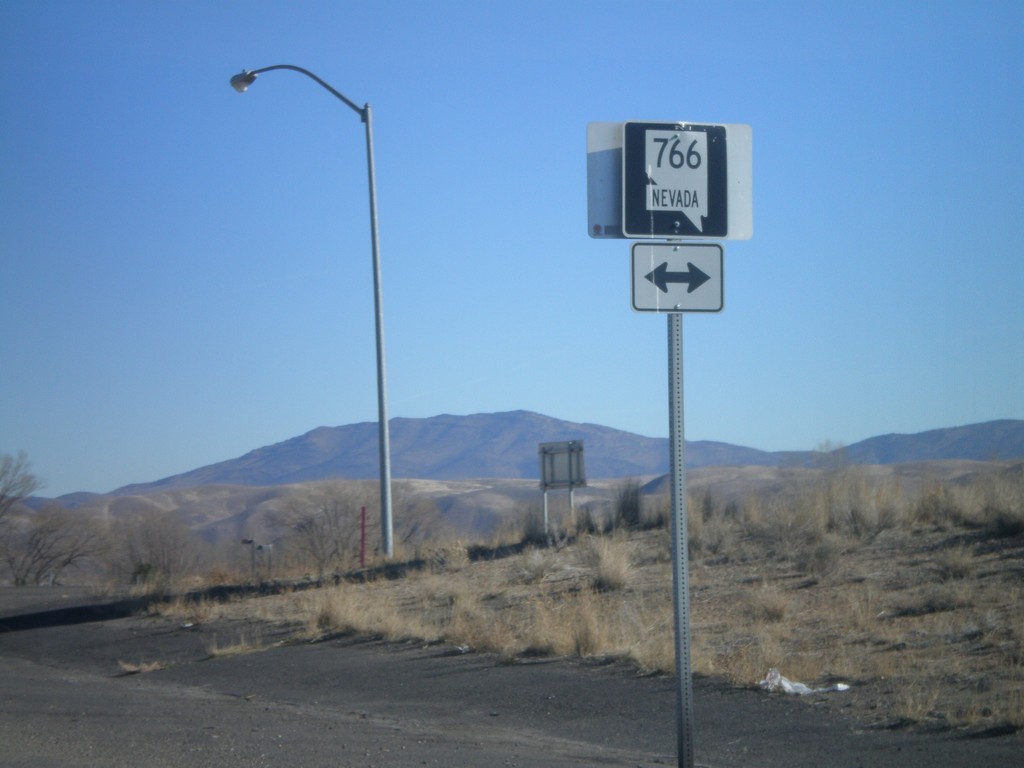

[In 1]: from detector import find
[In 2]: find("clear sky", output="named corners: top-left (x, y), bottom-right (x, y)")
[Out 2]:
top-left (2, 0), bottom-right (1022, 497)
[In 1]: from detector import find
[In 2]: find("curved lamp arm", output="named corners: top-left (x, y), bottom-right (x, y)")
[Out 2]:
top-left (230, 65), bottom-right (365, 120)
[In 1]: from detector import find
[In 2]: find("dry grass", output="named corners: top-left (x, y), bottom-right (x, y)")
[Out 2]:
top-left (932, 544), bottom-right (976, 581)
top-left (207, 629), bottom-right (269, 658)
top-left (152, 595), bottom-right (225, 625)
top-left (195, 463), bottom-right (1023, 734)
top-left (579, 534), bottom-right (632, 591)
top-left (116, 659), bottom-right (166, 674)
top-left (515, 547), bottom-right (557, 584)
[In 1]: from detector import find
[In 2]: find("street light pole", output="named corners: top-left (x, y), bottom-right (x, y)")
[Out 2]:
top-left (229, 65), bottom-right (394, 558)
top-left (240, 538), bottom-right (256, 583)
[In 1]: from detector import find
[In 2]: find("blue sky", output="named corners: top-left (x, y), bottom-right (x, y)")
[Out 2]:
top-left (2, 0), bottom-right (1022, 497)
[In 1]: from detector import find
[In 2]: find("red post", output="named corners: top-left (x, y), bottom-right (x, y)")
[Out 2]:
top-left (360, 506), bottom-right (367, 568)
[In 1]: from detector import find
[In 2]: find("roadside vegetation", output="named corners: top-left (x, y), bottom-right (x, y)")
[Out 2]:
top-left (3, 450), bottom-right (1023, 734)
top-left (165, 463), bottom-right (1024, 735)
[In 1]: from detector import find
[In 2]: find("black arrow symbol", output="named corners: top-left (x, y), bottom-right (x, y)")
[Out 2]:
top-left (644, 261), bottom-right (711, 294)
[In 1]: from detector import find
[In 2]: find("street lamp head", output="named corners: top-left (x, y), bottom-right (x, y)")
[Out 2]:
top-left (229, 70), bottom-right (257, 93)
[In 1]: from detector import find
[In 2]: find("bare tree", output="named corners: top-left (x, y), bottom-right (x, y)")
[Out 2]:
top-left (0, 451), bottom-right (42, 527)
top-left (271, 482), bottom-right (448, 576)
top-left (394, 493), bottom-right (447, 548)
top-left (112, 511), bottom-right (202, 588)
top-left (1, 505), bottom-right (106, 586)
top-left (272, 483), bottom-right (371, 579)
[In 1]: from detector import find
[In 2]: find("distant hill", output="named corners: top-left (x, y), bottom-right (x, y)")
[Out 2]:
top-left (842, 420), bottom-right (1024, 464)
top-left (112, 411), bottom-right (677, 494)
top-left (107, 411), bottom-right (1024, 497)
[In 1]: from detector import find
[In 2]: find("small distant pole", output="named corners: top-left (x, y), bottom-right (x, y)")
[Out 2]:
top-left (241, 538), bottom-right (256, 583)
top-left (569, 485), bottom-right (575, 529)
top-left (360, 506), bottom-right (367, 568)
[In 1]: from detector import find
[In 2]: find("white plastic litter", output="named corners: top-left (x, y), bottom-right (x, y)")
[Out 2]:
top-left (758, 668), bottom-right (850, 695)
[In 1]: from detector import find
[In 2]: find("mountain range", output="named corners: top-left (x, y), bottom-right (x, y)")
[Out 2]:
top-left (106, 411), bottom-right (1024, 497)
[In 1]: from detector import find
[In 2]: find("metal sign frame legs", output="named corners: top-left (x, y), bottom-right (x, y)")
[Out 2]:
top-left (668, 313), bottom-right (696, 768)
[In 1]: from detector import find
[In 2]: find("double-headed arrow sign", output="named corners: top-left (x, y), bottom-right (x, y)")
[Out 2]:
top-left (644, 261), bottom-right (711, 294)
top-left (631, 243), bottom-right (723, 313)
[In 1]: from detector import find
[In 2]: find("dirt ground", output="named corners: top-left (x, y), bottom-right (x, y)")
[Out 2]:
top-left (1, 587), bottom-right (1021, 767)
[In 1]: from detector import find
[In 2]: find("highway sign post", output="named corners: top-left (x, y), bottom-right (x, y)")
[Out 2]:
top-left (588, 119), bottom-right (751, 768)
top-left (539, 441), bottom-right (586, 537)
top-left (666, 311), bottom-right (694, 768)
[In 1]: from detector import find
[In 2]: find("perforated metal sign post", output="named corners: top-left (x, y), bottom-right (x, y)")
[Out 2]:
top-left (667, 313), bottom-right (695, 768)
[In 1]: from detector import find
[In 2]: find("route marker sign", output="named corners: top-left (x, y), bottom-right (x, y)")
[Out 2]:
top-left (632, 242), bottom-right (723, 312)
top-left (586, 121), bottom-right (751, 240)
top-left (624, 122), bottom-right (727, 238)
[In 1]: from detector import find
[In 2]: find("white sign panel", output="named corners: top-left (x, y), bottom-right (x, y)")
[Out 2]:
top-left (632, 243), bottom-right (723, 313)
top-left (643, 128), bottom-right (709, 233)
top-left (586, 122), bottom-right (623, 238)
